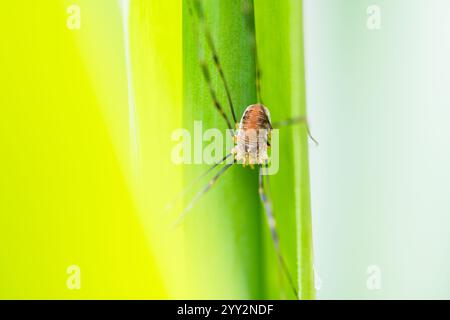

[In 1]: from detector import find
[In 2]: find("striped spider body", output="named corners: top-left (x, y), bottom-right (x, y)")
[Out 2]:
top-left (233, 104), bottom-right (272, 166)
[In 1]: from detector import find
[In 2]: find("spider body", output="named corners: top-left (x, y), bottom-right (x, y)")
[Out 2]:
top-left (233, 104), bottom-right (272, 166)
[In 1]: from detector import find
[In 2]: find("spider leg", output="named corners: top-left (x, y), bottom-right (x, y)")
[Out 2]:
top-left (165, 153), bottom-right (233, 211)
top-left (193, 0), bottom-right (237, 124)
top-left (174, 162), bottom-right (234, 228)
top-left (259, 164), bottom-right (299, 299)
top-left (272, 116), bottom-right (318, 146)
top-left (255, 49), bottom-right (263, 105)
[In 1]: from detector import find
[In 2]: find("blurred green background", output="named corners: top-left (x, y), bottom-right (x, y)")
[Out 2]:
top-left (0, 0), bottom-right (183, 299)
top-left (305, 0), bottom-right (450, 299)
top-left (0, 0), bottom-right (449, 299)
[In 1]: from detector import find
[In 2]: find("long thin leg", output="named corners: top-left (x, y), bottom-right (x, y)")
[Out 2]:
top-left (174, 163), bottom-right (234, 228)
top-left (259, 165), bottom-right (299, 299)
top-left (192, 0), bottom-right (237, 124)
top-left (272, 116), bottom-right (319, 146)
top-left (255, 50), bottom-right (263, 104)
top-left (243, 0), bottom-right (263, 105)
top-left (165, 153), bottom-right (233, 211)
top-left (187, 2), bottom-right (234, 131)
top-left (199, 61), bottom-right (234, 130)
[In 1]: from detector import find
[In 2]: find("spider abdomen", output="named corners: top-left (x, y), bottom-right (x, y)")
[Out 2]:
top-left (233, 104), bottom-right (272, 165)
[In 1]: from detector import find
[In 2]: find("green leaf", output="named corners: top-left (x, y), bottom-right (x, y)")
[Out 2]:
top-left (183, 0), bottom-right (264, 299)
top-left (254, 0), bottom-right (315, 299)
top-left (182, 0), bottom-right (314, 299)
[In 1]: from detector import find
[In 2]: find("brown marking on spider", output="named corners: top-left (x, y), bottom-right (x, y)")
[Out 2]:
top-left (232, 104), bottom-right (272, 166)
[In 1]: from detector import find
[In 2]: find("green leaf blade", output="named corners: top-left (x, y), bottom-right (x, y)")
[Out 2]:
top-left (183, 0), bottom-right (265, 299)
top-left (254, 0), bottom-right (315, 299)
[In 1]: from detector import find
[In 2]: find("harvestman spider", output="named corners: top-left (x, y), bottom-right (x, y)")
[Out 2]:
top-left (176, 0), bottom-right (317, 299)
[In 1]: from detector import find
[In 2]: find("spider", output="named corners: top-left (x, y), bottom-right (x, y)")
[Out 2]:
top-left (175, 0), bottom-right (317, 299)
